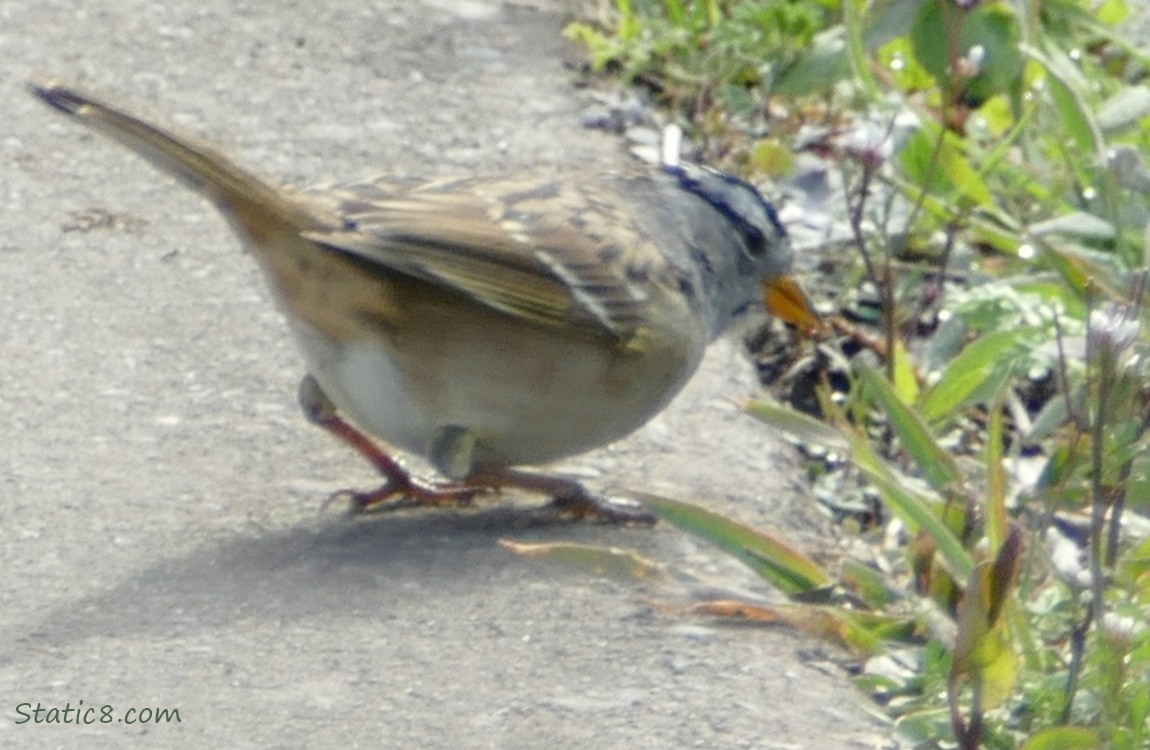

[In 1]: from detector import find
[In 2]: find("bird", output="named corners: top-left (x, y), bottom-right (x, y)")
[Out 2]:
top-left (30, 79), bottom-right (821, 521)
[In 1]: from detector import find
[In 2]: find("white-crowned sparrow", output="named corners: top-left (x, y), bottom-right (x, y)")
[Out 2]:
top-left (31, 80), bottom-right (820, 520)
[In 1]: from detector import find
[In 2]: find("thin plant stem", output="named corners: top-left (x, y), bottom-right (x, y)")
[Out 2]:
top-left (1088, 290), bottom-right (1109, 630)
top-left (1060, 606), bottom-right (1094, 724)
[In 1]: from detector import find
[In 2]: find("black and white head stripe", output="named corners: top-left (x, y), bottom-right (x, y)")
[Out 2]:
top-left (661, 163), bottom-right (787, 253)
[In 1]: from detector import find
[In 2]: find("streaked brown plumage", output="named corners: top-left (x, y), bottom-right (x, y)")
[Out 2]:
top-left (31, 80), bottom-right (820, 519)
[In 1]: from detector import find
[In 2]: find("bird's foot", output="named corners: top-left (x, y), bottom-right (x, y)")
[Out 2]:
top-left (300, 375), bottom-right (482, 513)
top-left (468, 468), bottom-right (657, 525)
top-left (323, 477), bottom-right (480, 514)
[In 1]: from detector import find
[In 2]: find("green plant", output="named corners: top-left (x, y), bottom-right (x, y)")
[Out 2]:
top-left (566, 0), bottom-right (1150, 747)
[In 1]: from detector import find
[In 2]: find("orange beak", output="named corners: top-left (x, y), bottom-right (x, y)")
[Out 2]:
top-left (763, 275), bottom-right (823, 335)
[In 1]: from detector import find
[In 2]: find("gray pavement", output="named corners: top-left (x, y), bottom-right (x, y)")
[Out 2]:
top-left (2, 1), bottom-right (890, 747)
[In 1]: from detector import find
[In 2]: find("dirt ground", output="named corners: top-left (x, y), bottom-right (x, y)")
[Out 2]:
top-left (2, 1), bottom-right (893, 747)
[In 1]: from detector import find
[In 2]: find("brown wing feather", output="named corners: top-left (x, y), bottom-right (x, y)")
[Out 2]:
top-left (300, 176), bottom-right (662, 342)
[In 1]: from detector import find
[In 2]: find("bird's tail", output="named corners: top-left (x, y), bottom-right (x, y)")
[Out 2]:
top-left (30, 80), bottom-right (322, 232)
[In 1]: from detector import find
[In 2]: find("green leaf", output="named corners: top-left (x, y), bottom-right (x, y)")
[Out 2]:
top-left (894, 708), bottom-right (955, 746)
top-left (743, 400), bottom-right (851, 452)
top-left (1014, 279), bottom-right (1088, 320)
top-left (891, 339), bottom-right (921, 404)
top-left (1046, 69), bottom-right (1096, 152)
top-left (985, 386), bottom-right (1009, 550)
top-left (862, 0), bottom-right (924, 49)
top-left (747, 138), bottom-right (796, 178)
top-left (846, 431), bottom-right (974, 582)
top-left (842, 0), bottom-right (878, 95)
top-left (937, 132), bottom-right (994, 207)
top-left (774, 29), bottom-right (850, 96)
top-left (909, 0), bottom-right (954, 85)
top-left (1038, 238), bottom-right (1128, 299)
top-left (1020, 726), bottom-right (1103, 750)
top-left (1025, 42), bottom-right (1105, 156)
top-left (858, 363), bottom-right (963, 494)
top-left (1095, 0), bottom-right (1129, 26)
top-left (959, 5), bottom-right (1024, 103)
top-left (639, 494), bottom-right (833, 596)
top-left (920, 328), bottom-right (1045, 425)
top-left (878, 35), bottom-right (937, 91)
top-left (900, 128), bottom-right (945, 194)
top-left (1028, 211), bottom-right (1116, 242)
top-left (1097, 84), bottom-right (1150, 134)
top-left (911, 0), bottom-right (1023, 104)
top-left (951, 526), bottom-right (1023, 709)
top-left (841, 558), bottom-right (900, 608)
top-left (898, 125), bottom-right (993, 207)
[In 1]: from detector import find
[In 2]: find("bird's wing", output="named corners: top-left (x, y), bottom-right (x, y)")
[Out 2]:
top-left (301, 175), bottom-right (688, 343)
